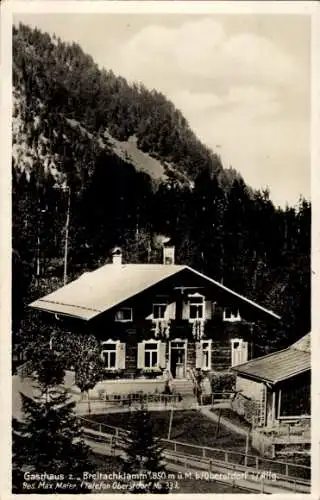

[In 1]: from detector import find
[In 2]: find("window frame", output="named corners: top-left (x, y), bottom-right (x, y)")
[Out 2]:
top-left (223, 307), bottom-right (241, 322)
top-left (115, 307), bottom-right (133, 322)
top-left (230, 338), bottom-right (248, 367)
top-left (188, 293), bottom-right (205, 321)
top-left (143, 340), bottom-right (160, 368)
top-left (101, 340), bottom-right (119, 370)
top-left (200, 339), bottom-right (212, 370)
top-left (152, 303), bottom-right (167, 320)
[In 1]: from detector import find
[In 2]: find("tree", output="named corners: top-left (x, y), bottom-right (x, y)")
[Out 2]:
top-left (12, 348), bottom-right (94, 493)
top-left (65, 333), bottom-right (105, 414)
top-left (121, 408), bottom-right (169, 493)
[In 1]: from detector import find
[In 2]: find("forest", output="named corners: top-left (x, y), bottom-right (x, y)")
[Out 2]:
top-left (12, 23), bottom-right (311, 356)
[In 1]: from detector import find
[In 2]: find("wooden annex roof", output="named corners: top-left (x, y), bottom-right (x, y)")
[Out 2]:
top-left (29, 264), bottom-right (281, 321)
top-left (231, 334), bottom-right (311, 385)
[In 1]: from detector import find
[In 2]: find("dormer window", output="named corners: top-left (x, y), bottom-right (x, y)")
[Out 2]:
top-left (153, 304), bottom-right (167, 320)
top-left (189, 293), bottom-right (204, 320)
top-left (115, 308), bottom-right (132, 322)
top-left (223, 307), bottom-right (241, 322)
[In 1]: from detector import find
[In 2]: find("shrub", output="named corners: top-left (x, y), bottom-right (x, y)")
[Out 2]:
top-left (209, 373), bottom-right (236, 393)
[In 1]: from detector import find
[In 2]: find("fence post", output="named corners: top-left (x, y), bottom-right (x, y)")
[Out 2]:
top-left (285, 463), bottom-right (289, 477)
top-left (260, 476), bottom-right (264, 493)
top-left (232, 465), bottom-right (236, 488)
top-left (174, 442), bottom-right (177, 453)
top-left (255, 456), bottom-right (259, 470)
top-left (244, 432), bottom-right (249, 467)
top-left (202, 448), bottom-right (206, 459)
top-left (99, 424), bottom-right (102, 433)
top-left (225, 452), bottom-right (228, 463)
top-left (110, 436), bottom-right (114, 454)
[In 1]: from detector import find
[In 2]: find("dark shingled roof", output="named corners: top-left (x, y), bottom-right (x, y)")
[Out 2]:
top-left (231, 334), bottom-right (311, 384)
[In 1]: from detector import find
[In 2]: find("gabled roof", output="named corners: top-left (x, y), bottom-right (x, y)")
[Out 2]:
top-left (29, 263), bottom-right (281, 321)
top-left (291, 333), bottom-right (310, 352)
top-left (231, 333), bottom-right (311, 384)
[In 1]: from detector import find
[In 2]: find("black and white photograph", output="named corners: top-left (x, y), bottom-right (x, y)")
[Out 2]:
top-left (2, 0), bottom-right (317, 496)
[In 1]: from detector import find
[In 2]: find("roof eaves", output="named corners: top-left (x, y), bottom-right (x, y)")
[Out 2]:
top-left (30, 302), bottom-right (94, 321)
top-left (273, 366), bottom-right (311, 384)
top-left (231, 369), bottom-right (276, 385)
top-left (184, 266), bottom-right (281, 320)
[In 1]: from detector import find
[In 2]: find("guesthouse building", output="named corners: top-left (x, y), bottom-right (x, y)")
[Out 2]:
top-left (29, 246), bottom-right (280, 388)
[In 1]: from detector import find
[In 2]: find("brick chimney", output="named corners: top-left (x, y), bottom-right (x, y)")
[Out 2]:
top-left (112, 247), bottom-right (122, 265)
top-left (163, 243), bottom-right (175, 265)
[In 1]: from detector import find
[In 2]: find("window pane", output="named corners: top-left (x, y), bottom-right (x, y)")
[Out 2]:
top-left (224, 308), bottom-right (231, 318)
top-left (145, 351), bottom-right (150, 367)
top-left (116, 308), bottom-right (132, 320)
top-left (190, 305), bottom-right (203, 318)
top-left (102, 343), bottom-right (116, 351)
top-left (153, 304), bottom-right (166, 319)
top-left (151, 351), bottom-right (158, 367)
top-left (203, 351), bottom-right (209, 368)
top-left (171, 342), bottom-right (184, 348)
top-left (110, 352), bottom-right (116, 368)
top-left (145, 343), bottom-right (157, 350)
top-left (176, 350), bottom-right (183, 363)
top-left (189, 296), bottom-right (204, 304)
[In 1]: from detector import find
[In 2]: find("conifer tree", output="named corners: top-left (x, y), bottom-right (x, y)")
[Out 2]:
top-left (121, 408), bottom-right (169, 493)
top-left (12, 348), bottom-right (93, 493)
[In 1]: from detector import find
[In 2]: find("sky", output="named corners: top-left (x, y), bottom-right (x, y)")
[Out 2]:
top-left (13, 12), bottom-right (311, 208)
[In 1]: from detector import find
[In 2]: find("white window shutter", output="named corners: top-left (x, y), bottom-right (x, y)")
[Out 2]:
top-left (182, 301), bottom-right (189, 320)
top-left (234, 349), bottom-right (241, 366)
top-left (116, 343), bottom-right (126, 369)
top-left (205, 301), bottom-right (212, 320)
top-left (207, 342), bottom-right (212, 370)
top-left (241, 341), bottom-right (248, 364)
top-left (167, 302), bottom-right (176, 320)
top-left (195, 342), bottom-right (203, 369)
top-left (231, 340), bottom-right (238, 367)
top-left (231, 339), bottom-right (248, 367)
top-left (159, 342), bottom-right (166, 368)
top-left (137, 342), bottom-right (145, 369)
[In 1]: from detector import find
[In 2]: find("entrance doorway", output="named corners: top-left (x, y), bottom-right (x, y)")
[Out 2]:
top-left (170, 340), bottom-right (187, 378)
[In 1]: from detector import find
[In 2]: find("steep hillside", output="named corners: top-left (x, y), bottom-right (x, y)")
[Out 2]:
top-left (12, 22), bottom-right (235, 191)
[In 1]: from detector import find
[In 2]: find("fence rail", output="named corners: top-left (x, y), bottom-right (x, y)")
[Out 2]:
top-left (79, 418), bottom-right (311, 482)
top-left (79, 392), bottom-right (183, 404)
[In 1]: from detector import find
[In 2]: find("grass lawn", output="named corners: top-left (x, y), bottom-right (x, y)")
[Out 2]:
top-left (215, 407), bottom-right (252, 431)
top-left (88, 451), bottom-right (252, 494)
top-left (85, 410), bottom-right (252, 453)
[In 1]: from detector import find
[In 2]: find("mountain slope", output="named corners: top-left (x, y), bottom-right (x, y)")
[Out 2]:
top-left (12, 22), bottom-right (241, 190)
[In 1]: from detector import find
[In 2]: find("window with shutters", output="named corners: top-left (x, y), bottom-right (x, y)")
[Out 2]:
top-left (196, 340), bottom-right (212, 370)
top-left (101, 342), bottom-right (117, 369)
top-left (137, 340), bottom-right (166, 370)
top-left (101, 340), bottom-right (125, 370)
top-left (202, 341), bottom-right (211, 370)
top-left (231, 338), bottom-right (248, 367)
top-left (115, 308), bottom-right (132, 322)
top-left (189, 294), bottom-right (204, 320)
top-left (144, 342), bottom-right (159, 368)
top-left (153, 304), bottom-right (166, 319)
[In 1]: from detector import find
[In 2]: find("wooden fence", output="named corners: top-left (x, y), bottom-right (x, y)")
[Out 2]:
top-left (79, 417), bottom-right (311, 482)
